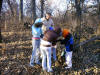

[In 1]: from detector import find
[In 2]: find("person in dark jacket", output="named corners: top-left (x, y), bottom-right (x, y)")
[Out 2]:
top-left (60, 29), bottom-right (74, 69)
top-left (40, 26), bottom-right (61, 72)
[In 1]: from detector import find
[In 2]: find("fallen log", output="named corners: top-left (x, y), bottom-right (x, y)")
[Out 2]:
top-left (75, 36), bottom-right (100, 48)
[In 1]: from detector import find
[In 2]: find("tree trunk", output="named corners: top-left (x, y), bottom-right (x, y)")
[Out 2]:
top-left (41, 0), bottom-right (44, 17)
top-left (97, 0), bottom-right (100, 18)
top-left (7, 0), bottom-right (14, 16)
top-left (75, 0), bottom-right (82, 49)
top-left (75, 0), bottom-right (82, 23)
top-left (19, 0), bottom-right (23, 21)
top-left (31, 0), bottom-right (36, 22)
top-left (75, 0), bottom-right (82, 34)
top-left (75, 36), bottom-right (100, 48)
top-left (0, 0), bottom-right (3, 13)
top-left (0, 0), bottom-right (3, 43)
top-left (97, 0), bottom-right (100, 35)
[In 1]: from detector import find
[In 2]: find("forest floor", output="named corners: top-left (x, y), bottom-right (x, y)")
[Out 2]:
top-left (0, 24), bottom-right (100, 75)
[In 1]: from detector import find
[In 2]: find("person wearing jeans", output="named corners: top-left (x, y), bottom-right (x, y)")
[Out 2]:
top-left (52, 45), bottom-right (57, 61)
top-left (30, 18), bottom-right (43, 66)
top-left (49, 27), bottom-right (57, 61)
top-left (30, 38), bottom-right (40, 66)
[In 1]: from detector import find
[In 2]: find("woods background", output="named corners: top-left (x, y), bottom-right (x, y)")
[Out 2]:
top-left (0, 0), bottom-right (100, 75)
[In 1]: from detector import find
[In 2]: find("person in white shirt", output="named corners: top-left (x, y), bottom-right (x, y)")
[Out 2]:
top-left (42, 12), bottom-right (54, 33)
top-left (41, 13), bottom-right (57, 62)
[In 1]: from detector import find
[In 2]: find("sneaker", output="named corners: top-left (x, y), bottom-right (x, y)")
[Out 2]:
top-left (47, 69), bottom-right (53, 72)
top-left (30, 63), bottom-right (34, 67)
top-left (42, 68), bottom-right (47, 72)
top-left (65, 66), bottom-right (72, 69)
top-left (41, 69), bottom-right (47, 73)
top-left (36, 61), bottom-right (41, 65)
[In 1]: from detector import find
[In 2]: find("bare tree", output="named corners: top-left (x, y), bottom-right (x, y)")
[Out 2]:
top-left (97, 0), bottom-right (100, 17)
top-left (7, 0), bottom-right (14, 16)
top-left (74, 0), bottom-right (82, 48)
top-left (31, 0), bottom-right (36, 22)
top-left (0, 0), bottom-right (3, 43)
top-left (75, 0), bottom-right (81, 23)
top-left (19, 0), bottom-right (23, 21)
top-left (40, 0), bottom-right (44, 17)
top-left (97, 0), bottom-right (100, 35)
top-left (0, 0), bottom-right (3, 13)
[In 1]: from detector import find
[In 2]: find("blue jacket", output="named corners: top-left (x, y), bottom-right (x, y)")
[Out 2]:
top-left (60, 34), bottom-right (74, 52)
top-left (32, 18), bottom-right (43, 38)
top-left (32, 25), bottom-right (42, 38)
top-left (65, 36), bottom-right (74, 52)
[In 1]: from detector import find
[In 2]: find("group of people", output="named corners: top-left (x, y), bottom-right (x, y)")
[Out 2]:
top-left (29, 12), bottom-right (74, 72)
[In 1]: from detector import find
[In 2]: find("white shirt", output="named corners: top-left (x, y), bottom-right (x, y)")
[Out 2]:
top-left (42, 18), bottom-right (54, 33)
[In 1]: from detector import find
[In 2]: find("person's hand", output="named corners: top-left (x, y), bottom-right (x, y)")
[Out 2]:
top-left (41, 17), bottom-right (46, 21)
top-left (40, 34), bottom-right (44, 38)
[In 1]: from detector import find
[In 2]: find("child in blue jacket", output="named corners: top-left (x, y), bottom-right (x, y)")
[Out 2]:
top-left (60, 29), bottom-right (74, 69)
top-left (30, 18), bottom-right (43, 66)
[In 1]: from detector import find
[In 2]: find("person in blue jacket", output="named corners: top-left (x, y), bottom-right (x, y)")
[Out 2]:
top-left (60, 29), bottom-right (74, 69)
top-left (30, 18), bottom-right (43, 67)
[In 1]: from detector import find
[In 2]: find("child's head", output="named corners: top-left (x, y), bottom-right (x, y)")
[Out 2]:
top-left (45, 12), bottom-right (52, 20)
top-left (49, 27), bottom-right (54, 30)
top-left (34, 18), bottom-right (43, 28)
top-left (62, 29), bottom-right (70, 38)
top-left (34, 22), bottom-right (43, 28)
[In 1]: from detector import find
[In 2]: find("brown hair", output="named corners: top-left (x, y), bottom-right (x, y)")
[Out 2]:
top-left (46, 12), bottom-right (51, 16)
top-left (34, 22), bottom-right (43, 28)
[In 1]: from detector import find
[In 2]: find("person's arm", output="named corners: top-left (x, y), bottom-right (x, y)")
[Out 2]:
top-left (60, 39), bottom-right (67, 44)
top-left (51, 19), bottom-right (54, 27)
top-left (54, 38), bottom-right (65, 45)
top-left (70, 44), bottom-right (73, 51)
top-left (41, 17), bottom-right (46, 21)
top-left (44, 30), bottom-right (49, 34)
top-left (32, 25), bottom-right (34, 36)
top-left (40, 28), bottom-right (42, 34)
top-left (40, 28), bottom-right (44, 38)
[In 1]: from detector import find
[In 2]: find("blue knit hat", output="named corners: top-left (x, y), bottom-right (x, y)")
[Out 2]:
top-left (49, 27), bottom-right (54, 30)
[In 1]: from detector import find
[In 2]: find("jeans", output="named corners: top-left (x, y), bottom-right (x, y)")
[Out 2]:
top-left (65, 51), bottom-right (72, 67)
top-left (52, 46), bottom-right (57, 61)
top-left (30, 39), bottom-right (40, 65)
